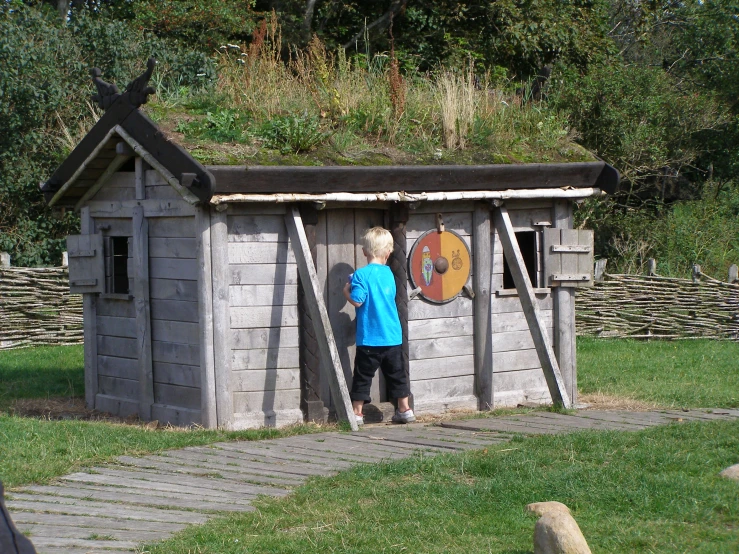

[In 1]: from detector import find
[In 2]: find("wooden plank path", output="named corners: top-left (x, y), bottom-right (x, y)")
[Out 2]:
top-left (6, 408), bottom-right (738, 553)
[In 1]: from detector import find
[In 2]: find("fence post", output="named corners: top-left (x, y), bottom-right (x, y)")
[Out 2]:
top-left (0, 253), bottom-right (9, 268)
top-left (692, 264), bottom-right (701, 283)
top-left (647, 258), bottom-right (657, 276)
top-left (594, 258), bottom-right (607, 281)
top-left (729, 264), bottom-right (738, 284)
top-left (62, 251), bottom-right (68, 268)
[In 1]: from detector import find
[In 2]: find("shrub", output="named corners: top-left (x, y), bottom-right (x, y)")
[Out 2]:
top-left (177, 109), bottom-right (251, 143)
top-left (257, 114), bottom-right (328, 154)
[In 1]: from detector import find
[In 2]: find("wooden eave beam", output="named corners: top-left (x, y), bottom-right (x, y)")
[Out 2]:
top-left (209, 162), bottom-right (618, 195)
top-left (285, 205), bottom-right (358, 431)
top-left (493, 205), bottom-right (571, 408)
top-left (73, 152), bottom-right (132, 211)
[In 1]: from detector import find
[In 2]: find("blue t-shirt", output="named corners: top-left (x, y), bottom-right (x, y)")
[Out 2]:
top-left (350, 264), bottom-right (402, 347)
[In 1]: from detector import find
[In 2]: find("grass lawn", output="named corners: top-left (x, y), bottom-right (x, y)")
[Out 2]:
top-left (4, 339), bottom-right (739, 553)
top-left (146, 419), bottom-right (739, 554)
top-left (0, 345), bottom-right (324, 488)
top-left (0, 345), bottom-right (84, 406)
top-left (577, 337), bottom-right (739, 408)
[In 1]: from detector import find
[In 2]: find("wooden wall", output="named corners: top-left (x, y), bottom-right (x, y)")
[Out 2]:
top-left (405, 200), bottom-right (557, 413)
top-left (406, 204), bottom-right (477, 413)
top-left (146, 171), bottom-right (202, 425)
top-left (86, 169), bottom-right (203, 426)
top-left (224, 204), bottom-right (303, 429)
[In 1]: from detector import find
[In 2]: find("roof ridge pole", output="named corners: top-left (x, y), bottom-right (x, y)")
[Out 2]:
top-left (493, 205), bottom-right (571, 408)
top-left (285, 205), bottom-right (358, 431)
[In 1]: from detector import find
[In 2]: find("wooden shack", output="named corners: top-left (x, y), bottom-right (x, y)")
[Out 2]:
top-left (42, 61), bottom-right (619, 430)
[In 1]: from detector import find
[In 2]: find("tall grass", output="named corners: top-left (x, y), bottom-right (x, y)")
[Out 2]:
top-left (435, 67), bottom-right (476, 149)
top-left (157, 19), bottom-right (584, 162)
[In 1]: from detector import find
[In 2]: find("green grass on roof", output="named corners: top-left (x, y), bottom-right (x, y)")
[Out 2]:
top-left (138, 36), bottom-right (595, 167)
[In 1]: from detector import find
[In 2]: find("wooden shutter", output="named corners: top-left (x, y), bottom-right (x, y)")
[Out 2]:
top-left (543, 229), bottom-right (594, 288)
top-left (66, 234), bottom-right (104, 294)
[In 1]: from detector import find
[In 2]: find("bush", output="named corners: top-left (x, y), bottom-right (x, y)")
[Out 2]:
top-left (550, 61), bottom-right (725, 199)
top-left (0, 3), bottom-right (217, 266)
top-left (578, 181), bottom-right (739, 278)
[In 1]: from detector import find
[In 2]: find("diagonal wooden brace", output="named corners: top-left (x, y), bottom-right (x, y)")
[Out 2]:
top-left (493, 206), bottom-right (571, 408)
top-left (285, 205), bottom-right (358, 431)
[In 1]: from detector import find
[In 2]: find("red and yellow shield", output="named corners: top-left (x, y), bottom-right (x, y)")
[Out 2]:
top-left (408, 230), bottom-right (471, 303)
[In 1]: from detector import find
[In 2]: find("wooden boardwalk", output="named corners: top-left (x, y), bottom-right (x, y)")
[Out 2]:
top-left (7, 408), bottom-right (739, 553)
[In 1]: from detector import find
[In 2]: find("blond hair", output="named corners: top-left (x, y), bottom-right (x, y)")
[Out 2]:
top-left (362, 227), bottom-right (394, 257)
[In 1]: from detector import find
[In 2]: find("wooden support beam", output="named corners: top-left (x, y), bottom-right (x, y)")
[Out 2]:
top-left (74, 153), bottom-right (132, 211)
top-left (494, 205), bottom-right (571, 408)
top-left (389, 204), bottom-right (411, 410)
top-left (196, 206), bottom-right (218, 428)
top-left (298, 204), bottom-right (326, 422)
top-left (285, 205), bottom-right (358, 431)
top-left (135, 157), bottom-right (146, 200)
top-left (473, 203), bottom-right (493, 410)
top-left (80, 207), bottom-right (98, 410)
top-left (211, 209), bottom-right (234, 428)
top-left (552, 200), bottom-right (577, 405)
top-left (132, 205), bottom-right (154, 420)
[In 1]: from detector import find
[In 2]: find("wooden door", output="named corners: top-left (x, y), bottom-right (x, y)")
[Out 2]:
top-left (318, 208), bottom-right (387, 411)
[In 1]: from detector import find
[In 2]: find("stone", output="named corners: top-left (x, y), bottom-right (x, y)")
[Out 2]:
top-left (526, 501), bottom-right (571, 517)
top-left (720, 463), bottom-right (739, 481)
top-left (528, 501), bottom-right (591, 554)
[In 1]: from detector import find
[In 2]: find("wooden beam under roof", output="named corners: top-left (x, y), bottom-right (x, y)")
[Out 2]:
top-left (209, 162), bottom-right (619, 196)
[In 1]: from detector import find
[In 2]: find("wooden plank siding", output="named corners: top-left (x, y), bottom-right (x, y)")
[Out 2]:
top-left (226, 212), bottom-right (303, 429)
top-left (146, 214), bottom-right (202, 423)
top-left (406, 209), bottom-right (476, 414)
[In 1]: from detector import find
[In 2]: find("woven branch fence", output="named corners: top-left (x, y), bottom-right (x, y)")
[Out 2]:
top-left (1, 254), bottom-right (737, 350)
top-left (576, 270), bottom-right (739, 340)
top-left (0, 266), bottom-right (83, 350)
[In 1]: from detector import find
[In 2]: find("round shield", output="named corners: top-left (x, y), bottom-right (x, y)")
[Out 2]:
top-left (408, 230), bottom-right (471, 303)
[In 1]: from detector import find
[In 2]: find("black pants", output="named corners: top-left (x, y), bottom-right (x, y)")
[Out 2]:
top-left (350, 344), bottom-right (410, 402)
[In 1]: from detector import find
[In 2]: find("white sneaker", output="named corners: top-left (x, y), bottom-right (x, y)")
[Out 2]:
top-left (355, 414), bottom-right (364, 426)
top-left (391, 409), bottom-right (416, 424)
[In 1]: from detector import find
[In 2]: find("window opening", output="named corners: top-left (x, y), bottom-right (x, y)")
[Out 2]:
top-left (110, 236), bottom-right (130, 294)
top-left (502, 231), bottom-right (537, 289)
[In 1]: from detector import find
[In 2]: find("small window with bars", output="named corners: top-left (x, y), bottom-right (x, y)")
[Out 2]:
top-left (105, 236), bottom-right (132, 294)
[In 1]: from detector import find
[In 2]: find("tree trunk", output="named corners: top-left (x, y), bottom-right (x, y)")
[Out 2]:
top-left (302, 0), bottom-right (319, 43)
top-left (57, 0), bottom-right (71, 22)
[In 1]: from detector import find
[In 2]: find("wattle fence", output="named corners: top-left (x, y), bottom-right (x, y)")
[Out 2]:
top-left (0, 263), bottom-right (83, 350)
top-left (576, 270), bottom-right (739, 340)
top-left (0, 253), bottom-right (737, 349)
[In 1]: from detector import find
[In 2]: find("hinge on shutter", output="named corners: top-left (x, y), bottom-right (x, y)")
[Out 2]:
top-left (69, 249), bottom-right (97, 258)
top-left (551, 273), bottom-right (591, 282)
top-left (70, 279), bottom-right (98, 287)
top-left (550, 245), bottom-right (591, 253)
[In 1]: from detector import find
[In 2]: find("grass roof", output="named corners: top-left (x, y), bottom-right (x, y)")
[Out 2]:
top-left (132, 34), bottom-right (595, 168)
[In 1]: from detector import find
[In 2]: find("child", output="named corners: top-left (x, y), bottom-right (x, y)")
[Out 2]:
top-left (343, 227), bottom-right (416, 426)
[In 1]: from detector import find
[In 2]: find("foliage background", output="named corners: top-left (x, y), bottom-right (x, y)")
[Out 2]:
top-left (1, 0), bottom-right (737, 276)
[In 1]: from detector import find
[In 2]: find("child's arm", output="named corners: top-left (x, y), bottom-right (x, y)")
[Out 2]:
top-left (343, 282), bottom-right (363, 308)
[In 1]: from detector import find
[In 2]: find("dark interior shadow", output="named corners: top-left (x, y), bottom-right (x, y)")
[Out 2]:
top-left (325, 261), bottom-right (355, 414)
